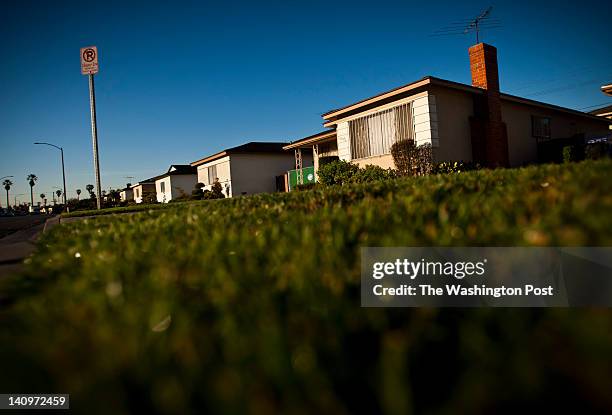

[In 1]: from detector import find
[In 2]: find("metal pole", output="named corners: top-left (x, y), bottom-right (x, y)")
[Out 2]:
top-left (60, 147), bottom-right (67, 205)
top-left (88, 74), bottom-right (102, 209)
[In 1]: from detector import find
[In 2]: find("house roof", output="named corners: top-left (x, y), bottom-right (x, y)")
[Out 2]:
top-left (321, 76), bottom-right (608, 126)
top-left (130, 178), bottom-right (157, 188)
top-left (602, 84), bottom-right (612, 96)
top-left (167, 164), bottom-right (197, 175)
top-left (590, 104), bottom-right (612, 116)
top-left (283, 130), bottom-right (337, 150)
top-left (190, 142), bottom-right (289, 166)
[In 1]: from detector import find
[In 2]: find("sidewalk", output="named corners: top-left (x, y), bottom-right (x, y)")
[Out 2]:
top-left (0, 215), bottom-right (60, 278)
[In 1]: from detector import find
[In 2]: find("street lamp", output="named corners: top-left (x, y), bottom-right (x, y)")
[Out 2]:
top-left (34, 142), bottom-right (67, 205)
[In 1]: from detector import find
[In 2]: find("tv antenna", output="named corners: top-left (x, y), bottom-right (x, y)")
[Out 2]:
top-left (431, 6), bottom-right (502, 43)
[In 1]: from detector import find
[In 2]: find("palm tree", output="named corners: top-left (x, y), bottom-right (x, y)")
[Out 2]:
top-left (3, 179), bottom-right (12, 208)
top-left (86, 184), bottom-right (94, 196)
top-left (55, 190), bottom-right (62, 201)
top-left (76, 189), bottom-right (81, 200)
top-left (27, 174), bottom-right (37, 206)
top-left (40, 193), bottom-right (46, 206)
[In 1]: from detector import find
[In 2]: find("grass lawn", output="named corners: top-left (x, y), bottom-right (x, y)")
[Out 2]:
top-left (1, 160), bottom-right (612, 414)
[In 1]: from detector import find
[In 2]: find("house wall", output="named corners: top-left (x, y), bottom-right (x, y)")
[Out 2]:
top-left (132, 183), bottom-right (156, 204)
top-left (501, 100), bottom-right (611, 166)
top-left (156, 177), bottom-right (172, 203)
top-left (196, 156), bottom-right (232, 196)
top-left (336, 92), bottom-right (439, 169)
top-left (431, 86), bottom-right (475, 163)
top-left (230, 153), bottom-right (297, 196)
top-left (170, 174), bottom-right (197, 200)
top-left (120, 188), bottom-right (134, 202)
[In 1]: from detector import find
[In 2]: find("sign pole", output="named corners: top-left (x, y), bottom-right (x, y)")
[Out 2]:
top-left (88, 73), bottom-right (102, 209)
top-left (81, 46), bottom-right (102, 210)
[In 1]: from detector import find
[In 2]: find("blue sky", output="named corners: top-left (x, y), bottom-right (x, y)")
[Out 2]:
top-left (1, 0), bottom-right (610, 203)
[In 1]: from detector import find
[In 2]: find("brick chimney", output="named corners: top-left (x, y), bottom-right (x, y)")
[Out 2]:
top-left (468, 43), bottom-right (509, 167)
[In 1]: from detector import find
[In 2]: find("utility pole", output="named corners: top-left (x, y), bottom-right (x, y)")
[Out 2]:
top-left (81, 46), bottom-right (102, 209)
top-left (34, 142), bottom-right (67, 205)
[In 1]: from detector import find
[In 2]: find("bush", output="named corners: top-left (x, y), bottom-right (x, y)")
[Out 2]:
top-left (294, 182), bottom-right (318, 191)
top-left (432, 161), bottom-right (481, 174)
top-left (318, 156), bottom-right (339, 166)
top-left (3, 160), bottom-right (612, 413)
top-left (352, 164), bottom-right (397, 183)
top-left (317, 159), bottom-right (360, 185)
top-left (391, 140), bottom-right (433, 176)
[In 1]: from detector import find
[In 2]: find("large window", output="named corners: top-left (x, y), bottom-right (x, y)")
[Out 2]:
top-left (207, 165), bottom-right (217, 185)
top-left (532, 116), bottom-right (551, 139)
top-left (349, 102), bottom-right (413, 159)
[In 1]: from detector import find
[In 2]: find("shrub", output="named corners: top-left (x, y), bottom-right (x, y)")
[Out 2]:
top-left (294, 182), bottom-right (318, 191)
top-left (391, 140), bottom-right (433, 176)
top-left (4, 160), bottom-right (612, 413)
top-left (317, 160), bottom-right (360, 185)
top-left (432, 161), bottom-right (481, 174)
top-left (318, 156), bottom-right (339, 167)
top-left (352, 164), bottom-right (397, 183)
top-left (191, 182), bottom-right (205, 200)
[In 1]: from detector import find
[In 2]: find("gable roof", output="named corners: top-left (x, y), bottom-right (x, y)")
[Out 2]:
top-left (589, 104), bottom-right (612, 116)
top-left (191, 141), bottom-right (289, 166)
top-left (167, 164), bottom-right (197, 175)
top-left (321, 76), bottom-right (608, 126)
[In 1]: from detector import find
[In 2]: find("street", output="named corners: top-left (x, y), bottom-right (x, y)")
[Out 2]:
top-left (0, 215), bottom-right (57, 278)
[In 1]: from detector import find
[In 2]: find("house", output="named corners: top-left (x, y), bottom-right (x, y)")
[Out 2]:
top-left (285, 43), bottom-right (611, 173)
top-left (602, 84), bottom-right (612, 96)
top-left (190, 142), bottom-right (308, 196)
top-left (154, 165), bottom-right (197, 203)
top-left (130, 179), bottom-right (156, 204)
top-left (119, 187), bottom-right (133, 203)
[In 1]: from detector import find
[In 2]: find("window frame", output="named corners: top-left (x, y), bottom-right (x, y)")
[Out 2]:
top-left (531, 115), bottom-right (551, 139)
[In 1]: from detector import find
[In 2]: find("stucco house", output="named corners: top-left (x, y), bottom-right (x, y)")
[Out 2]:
top-left (285, 43), bottom-right (610, 175)
top-left (154, 165), bottom-right (197, 203)
top-left (119, 187), bottom-right (134, 203)
top-left (190, 142), bottom-right (308, 197)
top-left (130, 179), bottom-right (156, 204)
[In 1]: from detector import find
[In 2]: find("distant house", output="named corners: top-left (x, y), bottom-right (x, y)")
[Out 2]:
top-left (190, 142), bottom-right (307, 196)
top-left (130, 179), bottom-right (156, 204)
top-left (285, 43), bottom-right (610, 173)
top-left (119, 187), bottom-right (133, 203)
top-left (154, 165), bottom-right (197, 203)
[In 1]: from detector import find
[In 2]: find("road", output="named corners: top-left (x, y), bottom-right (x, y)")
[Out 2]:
top-left (0, 215), bottom-right (57, 278)
top-left (0, 215), bottom-right (48, 239)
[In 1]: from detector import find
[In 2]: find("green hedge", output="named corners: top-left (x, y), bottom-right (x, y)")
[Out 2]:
top-left (1, 160), bottom-right (612, 414)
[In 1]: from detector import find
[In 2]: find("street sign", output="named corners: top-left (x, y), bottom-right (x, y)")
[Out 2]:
top-left (80, 46), bottom-right (99, 75)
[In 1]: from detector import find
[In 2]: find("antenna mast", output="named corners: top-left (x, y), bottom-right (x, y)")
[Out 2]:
top-left (430, 6), bottom-right (502, 43)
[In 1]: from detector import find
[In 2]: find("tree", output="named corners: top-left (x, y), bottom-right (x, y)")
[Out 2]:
top-left (3, 179), bottom-right (12, 209)
top-left (40, 193), bottom-right (46, 206)
top-left (86, 184), bottom-right (94, 196)
top-left (76, 189), bottom-right (81, 200)
top-left (55, 190), bottom-right (62, 200)
top-left (27, 174), bottom-right (37, 206)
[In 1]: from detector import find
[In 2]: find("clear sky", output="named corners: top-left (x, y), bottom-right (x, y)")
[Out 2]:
top-left (1, 0), bottom-right (610, 204)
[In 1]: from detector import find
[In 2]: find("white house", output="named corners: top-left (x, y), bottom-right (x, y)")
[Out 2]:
top-left (130, 179), bottom-right (156, 204)
top-left (191, 142), bottom-right (306, 197)
top-left (119, 187), bottom-right (134, 203)
top-left (154, 165), bottom-right (198, 203)
top-left (284, 43), bottom-right (610, 171)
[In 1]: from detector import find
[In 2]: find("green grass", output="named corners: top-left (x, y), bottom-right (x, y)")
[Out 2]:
top-left (2, 160), bottom-right (612, 414)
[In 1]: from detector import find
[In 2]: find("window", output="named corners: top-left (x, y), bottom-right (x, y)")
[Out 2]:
top-left (207, 165), bottom-right (217, 184)
top-left (532, 116), bottom-right (551, 139)
top-left (160, 182), bottom-right (165, 193)
top-left (135, 188), bottom-right (139, 198)
top-left (349, 102), bottom-right (413, 159)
